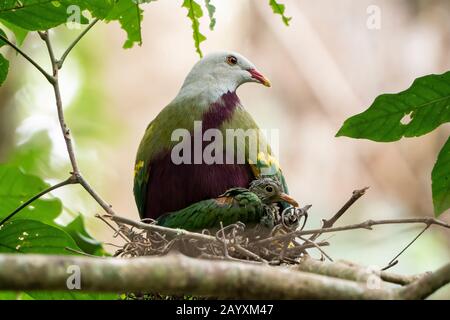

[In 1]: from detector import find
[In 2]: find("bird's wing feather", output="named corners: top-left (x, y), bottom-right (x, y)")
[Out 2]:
top-left (156, 190), bottom-right (263, 230)
top-left (134, 98), bottom-right (205, 218)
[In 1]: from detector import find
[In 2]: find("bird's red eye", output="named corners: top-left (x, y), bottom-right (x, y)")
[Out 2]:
top-left (226, 56), bottom-right (238, 65)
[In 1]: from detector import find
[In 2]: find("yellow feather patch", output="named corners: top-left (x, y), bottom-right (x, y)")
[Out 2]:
top-left (134, 160), bottom-right (144, 177)
top-left (251, 152), bottom-right (281, 177)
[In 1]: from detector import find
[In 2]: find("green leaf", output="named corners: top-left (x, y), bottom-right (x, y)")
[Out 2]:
top-left (182, 0), bottom-right (206, 58)
top-left (7, 130), bottom-right (52, 176)
top-left (269, 0), bottom-right (291, 26)
top-left (79, 0), bottom-right (115, 19)
top-left (0, 0), bottom-right (118, 31)
top-left (0, 0), bottom-right (89, 31)
top-left (0, 165), bottom-right (62, 224)
top-left (0, 27), bottom-right (7, 47)
top-left (0, 53), bottom-right (8, 86)
top-left (336, 71), bottom-right (450, 142)
top-left (0, 219), bottom-right (80, 254)
top-left (0, 28), bottom-right (8, 86)
top-left (0, 19), bottom-right (28, 45)
top-left (432, 136), bottom-right (450, 216)
top-left (0, 291), bottom-right (20, 300)
top-left (105, 0), bottom-right (143, 49)
top-left (62, 215), bottom-right (105, 256)
top-left (204, 0), bottom-right (216, 30)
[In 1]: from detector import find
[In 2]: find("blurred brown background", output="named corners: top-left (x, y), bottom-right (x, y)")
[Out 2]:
top-left (0, 0), bottom-right (449, 297)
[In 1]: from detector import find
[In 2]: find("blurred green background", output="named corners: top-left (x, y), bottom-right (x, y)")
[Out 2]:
top-left (0, 0), bottom-right (449, 298)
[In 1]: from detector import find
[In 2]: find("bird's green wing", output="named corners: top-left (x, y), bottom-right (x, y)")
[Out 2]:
top-left (134, 99), bottom-right (205, 217)
top-left (156, 188), bottom-right (264, 231)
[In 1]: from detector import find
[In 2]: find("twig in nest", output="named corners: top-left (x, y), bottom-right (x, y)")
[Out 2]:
top-left (309, 186), bottom-right (369, 241)
top-left (255, 217), bottom-right (450, 246)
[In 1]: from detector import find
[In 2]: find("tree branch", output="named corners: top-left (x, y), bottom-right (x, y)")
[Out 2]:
top-left (37, 30), bottom-right (118, 217)
top-left (255, 217), bottom-right (450, 246)
top-left (0, 253), bottom-right (447, 299)
top-left (0, 253), bottom-right (397, 299)
top-left (294, 255), bottom-right (425, 286)
top-left (0, 175), bottom-right (78, 226)
top-left (309, 187), bottom-right (369, 241)
top-left (399, 263), bottom-right (450, 299)
top-left (0, 33), bottom-right (54, 83)
top-left (57, 18), bottom-right (100, 69)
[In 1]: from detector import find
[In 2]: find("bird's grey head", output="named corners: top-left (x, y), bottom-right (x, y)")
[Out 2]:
top-left (178, 51), bottom-right (271, 103)
top-left (249, 178), bottom-right (299, 207)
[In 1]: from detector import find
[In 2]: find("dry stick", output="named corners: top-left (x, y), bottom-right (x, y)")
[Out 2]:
top-left (94, 214), bottom-right (129, 243)
top-left (309, 187), bottom-right (369, 242)
top-left (255, 217), bottom-right (450, 246)
top-left (0, 175), bottom-right (78, 226)
top-left (109, 214), bottom-right (224, 244)
top-left (218, 222), bottom-right (229, 257)
top-left (0, 33), bottom-right (54, 83)
top-left (297, 235), bottom-right (333, 262)
top-left (112, 215), bottom-right (267, 263)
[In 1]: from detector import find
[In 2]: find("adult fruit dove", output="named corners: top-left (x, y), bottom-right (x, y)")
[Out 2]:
top-left (134, 51), bottom-right (293, 223)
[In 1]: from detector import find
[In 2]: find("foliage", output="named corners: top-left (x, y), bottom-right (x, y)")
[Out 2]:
top-left (204, 0), bottom-right (216, 30)
top-left (0, 0), bottom-right (290, 62)
top-left (0, 0), bottom-right (291, 301)
top-left (337, 72), bottom-right (450, 217)
top-left (0, 219), bottom-right (80, 254)
top-left (269, 0), bottom-right (292, 26)
top-left (0, 27), bottom-right (8, 86)
top-left (0, 165), bottom-right (62, 225)
top-left (182, 0), bottom-right (206, 57)
top-left (105, 0), bottom-right (143, 48)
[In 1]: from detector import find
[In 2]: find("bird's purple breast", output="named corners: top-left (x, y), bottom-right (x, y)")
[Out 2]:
top-left (144, 91), bottom-right (255, 219)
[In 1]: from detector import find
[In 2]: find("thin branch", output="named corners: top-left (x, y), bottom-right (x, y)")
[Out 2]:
top-left (78, 175), bottom-right (116, 216)
top-left (39, 31), bottom-right (80, 173)
top-left (295, 256), bottom-right (428, 287)
top-left (255, 217), bottom-right (450, 246)
top-left (38, 30), bottom-right (118, 217)
top-left (109, 214), bottom-right (222, 244)
top-left (0, 175), bottom-right (78, 226)
top-left (57, 18), bottom-right (100, 69)
top-left (382, 225), bottom-right (430, 271)
top-left (0, 33), bottom-right (54, 83)
top-left (309, 187), bottom-right (369, 241)
top-left (95, 214), bottom-right (129, 242)
top-left (380, 270), bottom-right (426, 286)
top-left (297, 236), bottom-right (333, 262)
top-left (65, 247), bottom-right (103, 258)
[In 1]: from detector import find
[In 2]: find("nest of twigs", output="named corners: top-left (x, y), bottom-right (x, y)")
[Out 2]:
top-left (105, 205), bottom-right (333, 265)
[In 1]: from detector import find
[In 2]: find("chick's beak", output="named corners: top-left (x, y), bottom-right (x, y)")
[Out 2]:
top-left (247, 68), bottom-right (271, 87)
top-left (279, 193), bottom-right (299, 207)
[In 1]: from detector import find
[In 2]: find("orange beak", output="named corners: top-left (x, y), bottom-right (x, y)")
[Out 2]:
top-left (248, 68), bottom-right (271, 87)
top-left (279, 193), bottom-right (299, 207)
